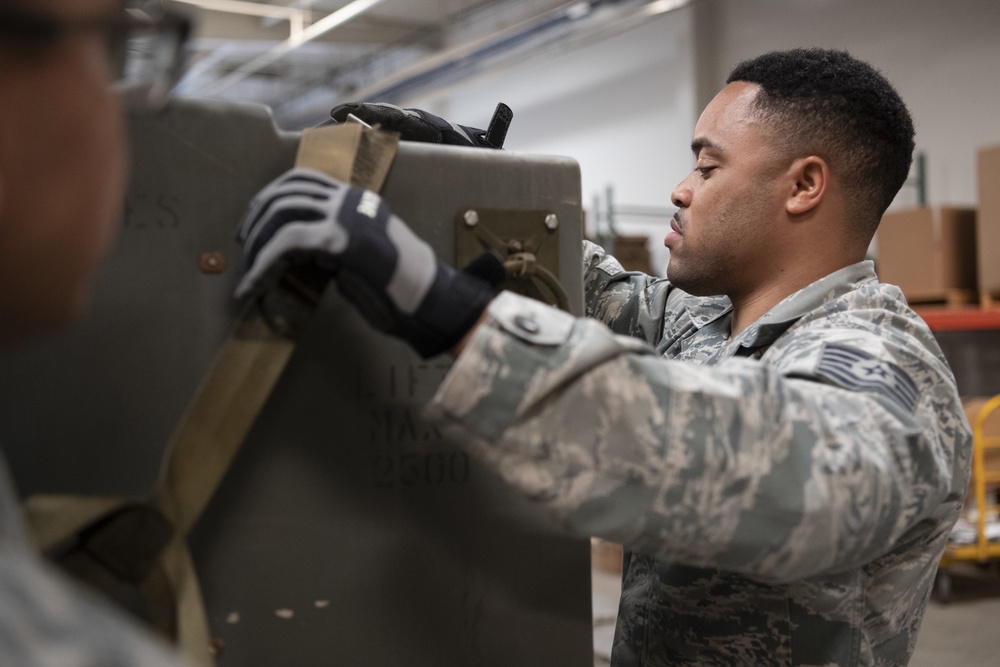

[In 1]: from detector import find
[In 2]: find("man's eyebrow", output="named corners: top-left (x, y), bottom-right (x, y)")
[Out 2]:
top-left (691, 137), bottom-right (721, 156)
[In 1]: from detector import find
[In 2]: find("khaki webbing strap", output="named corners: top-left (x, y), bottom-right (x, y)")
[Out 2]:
top-left (153, 312), bottom-right (296, 535)
top-left (296, 123), bottom-right (399, 188)
top-left (23, 122), bottom-right (399, 666)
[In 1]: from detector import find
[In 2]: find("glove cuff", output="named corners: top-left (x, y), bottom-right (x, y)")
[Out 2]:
top-left (395, 262), bottom-right (497, 358)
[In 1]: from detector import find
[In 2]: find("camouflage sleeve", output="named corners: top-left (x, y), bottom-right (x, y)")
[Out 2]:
top-left (582, 240), bottom-right (676, 346)
top-left (0, 457), bottom-right (189, 666)
top-left (0, 546), bottom-right (191, 666)
top-left (425, 292), bottom-right (969, 584)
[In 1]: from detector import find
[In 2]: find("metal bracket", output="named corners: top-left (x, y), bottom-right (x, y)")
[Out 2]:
top-left (455, 208), bottom-right (569, 311)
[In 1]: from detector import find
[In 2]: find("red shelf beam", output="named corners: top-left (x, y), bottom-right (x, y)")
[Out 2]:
top-left (914, 307), bottom-right (1000, 332)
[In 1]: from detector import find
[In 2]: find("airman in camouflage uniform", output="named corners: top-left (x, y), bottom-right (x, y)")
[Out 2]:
top-left (425, 246), bottom-right (970, 665)
top-left (237, 49), bottom-right (971, 667)
top-left (0, 460), bottom-right (186, 665)
top-left (422, 50), bottom-right (971, 666)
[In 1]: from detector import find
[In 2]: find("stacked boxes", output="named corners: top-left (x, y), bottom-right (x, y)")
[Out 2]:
top-left (876, 143), bottom-right (1000, 305)
top-left (875, 206), bottom-right (978, 301)
top-left (977, 145), bottom-right (1000, 301)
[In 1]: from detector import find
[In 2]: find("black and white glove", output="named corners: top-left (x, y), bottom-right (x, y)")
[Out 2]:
top-left (236, 168), bottom-right (502, 358)
top-left (328, 102), bottom-right (512, 149)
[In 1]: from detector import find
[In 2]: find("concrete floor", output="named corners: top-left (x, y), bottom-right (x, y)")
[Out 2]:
top-left (591, 563), bottom-right (1000, 666)
top-left (910, 564), bottom-right (1000, 667)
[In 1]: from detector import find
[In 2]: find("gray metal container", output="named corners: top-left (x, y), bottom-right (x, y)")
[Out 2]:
top-left (0, 98), bottom-right (592, 666)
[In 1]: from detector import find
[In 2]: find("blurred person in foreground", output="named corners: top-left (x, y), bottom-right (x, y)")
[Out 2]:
top-left (238, 47), bottom-right (972, 666)
top-left (0, 0), bottom-right (190, 663)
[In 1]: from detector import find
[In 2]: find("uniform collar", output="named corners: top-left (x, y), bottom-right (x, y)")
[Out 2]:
top-left (689, 295), bottom-right (733, 330)
top-left (734, 260), bottom-right (878, 350)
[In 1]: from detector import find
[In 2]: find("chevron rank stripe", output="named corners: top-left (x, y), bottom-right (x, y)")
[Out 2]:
top-left (815, 343), bottom-right (919, 413)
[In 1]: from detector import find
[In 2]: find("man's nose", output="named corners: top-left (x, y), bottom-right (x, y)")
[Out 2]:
top-left (671, 179), bottom-right (691, 208)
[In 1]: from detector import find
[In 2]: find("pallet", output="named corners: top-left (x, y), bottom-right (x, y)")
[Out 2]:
top-left (980, 290), bottom-right (1000, 309)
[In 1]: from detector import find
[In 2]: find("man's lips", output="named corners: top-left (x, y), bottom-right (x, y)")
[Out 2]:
top-left (665, 214), bottom-right (683, 247)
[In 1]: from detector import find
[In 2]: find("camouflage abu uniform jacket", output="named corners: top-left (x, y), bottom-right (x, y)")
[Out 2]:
top-left (0, 455), bottom-right (190, 666)
top-left (426, 241), bottom-right (971, 666)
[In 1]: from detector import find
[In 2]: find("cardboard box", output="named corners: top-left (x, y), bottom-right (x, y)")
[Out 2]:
top-left (977, 145), bottom-right (1000, 294)
top-left (876, 206), bottom-right (977, 301)
top-left (614, 235), bottom-right (652, 273)
top-left (591, 538), bottom-right (623, 574)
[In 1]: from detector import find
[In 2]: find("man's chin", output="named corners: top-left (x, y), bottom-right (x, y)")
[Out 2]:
top-left (665, 269), bottom-right (722, 298)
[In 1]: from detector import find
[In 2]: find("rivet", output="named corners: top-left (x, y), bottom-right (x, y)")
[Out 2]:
top-left (463, 209), bottom-right (479, 227)
top-left (544, 213), bottom-right (559, 231)
top-left (199, 251), bottom-right (226, 274)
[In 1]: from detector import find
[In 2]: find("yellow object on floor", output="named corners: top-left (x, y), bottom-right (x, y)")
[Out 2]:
top-left (938, 394), bottom-right (1000, 601)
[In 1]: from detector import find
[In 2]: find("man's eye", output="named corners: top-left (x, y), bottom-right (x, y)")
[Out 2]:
top-left (697, 166), bottom-right (715, 177)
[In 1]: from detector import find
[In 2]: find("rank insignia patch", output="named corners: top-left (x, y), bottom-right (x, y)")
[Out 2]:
top-left (815, 343), bottom-right (919, 413)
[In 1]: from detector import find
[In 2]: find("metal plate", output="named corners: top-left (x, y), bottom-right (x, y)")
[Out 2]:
top-left (455, 208), bottom-right (569, 311)
top-left (0, 98), bottom-right (591, 666)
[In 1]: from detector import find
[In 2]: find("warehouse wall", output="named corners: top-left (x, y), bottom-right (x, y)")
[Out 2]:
top-left (403, 6), bottom-right (696, 277)
top-left (699, 0), bottom-right (1000, 210)
top-left (399, 0), bottom-right (1000, 275)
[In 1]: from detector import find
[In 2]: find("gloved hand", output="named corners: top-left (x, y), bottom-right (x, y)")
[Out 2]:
top-left (328, 102), bottom-right (512, 149)
top-left (235, 168), bottom-right (503, 358)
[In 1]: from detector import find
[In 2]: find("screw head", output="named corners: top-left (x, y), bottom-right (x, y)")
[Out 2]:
top-left (544, 213), bottom-right (559, 231)
top-left (463, 209), bottom-right (479, 227)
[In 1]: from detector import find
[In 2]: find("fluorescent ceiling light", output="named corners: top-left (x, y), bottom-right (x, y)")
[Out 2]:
top-left (290, 0), bottom-right (384, 47)
top-left (185, 0), bottom-right (387, 96)
top-left (173, 0), bottom-right (300, 19)
top-left (643, 0), bottom-right (691, 17)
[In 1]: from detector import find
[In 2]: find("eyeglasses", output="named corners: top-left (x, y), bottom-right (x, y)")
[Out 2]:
top-left (0, 1), bottom-right (191, 111)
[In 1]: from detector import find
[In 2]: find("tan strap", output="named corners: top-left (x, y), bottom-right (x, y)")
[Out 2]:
top-left (152, 311), bottom-right (295, 534)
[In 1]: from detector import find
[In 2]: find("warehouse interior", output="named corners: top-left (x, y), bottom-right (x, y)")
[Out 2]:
top-left (1, 0), bottom-right (999, 665)
top-left (181, 1), bottom-right (1000, 663)
top-left (170, 0), bottom-right (1000, 241)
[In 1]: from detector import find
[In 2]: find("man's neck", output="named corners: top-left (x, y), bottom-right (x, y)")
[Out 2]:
top-left (728, 257), bottom-right (857, 336)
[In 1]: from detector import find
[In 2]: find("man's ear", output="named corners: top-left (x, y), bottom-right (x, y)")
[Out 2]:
top-left (786, 156), bottom-right (828, 216)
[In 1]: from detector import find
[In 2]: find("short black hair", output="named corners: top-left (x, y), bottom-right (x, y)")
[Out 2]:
top-left (727, 48), bottom-right (915, 238)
